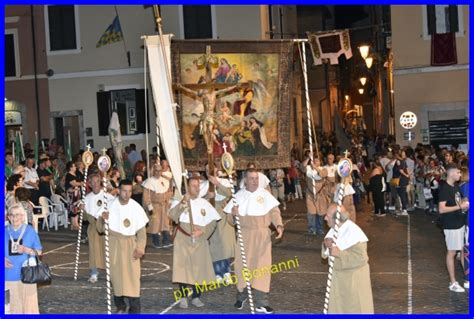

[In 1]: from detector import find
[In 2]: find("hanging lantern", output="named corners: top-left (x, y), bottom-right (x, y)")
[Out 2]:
top-left (359, 45), bottom-right (370, 59)
top-left (365, 57), bottom-right (374, 69)
top-left (359, 77), bottom-right (367, 86)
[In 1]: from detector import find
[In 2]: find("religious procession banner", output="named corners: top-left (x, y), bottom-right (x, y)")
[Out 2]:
top-left (172, 40), bottom-right (293, 170)
top-left (307, 30), bottom-right (352, 65)
top-left (145, 35), bottom-right (183, 193)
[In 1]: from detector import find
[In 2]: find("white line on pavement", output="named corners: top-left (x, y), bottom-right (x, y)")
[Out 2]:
top-left (284, 271), bottom-right (408, 275)
top-left (42, 285), bottom-right (173, 290)
top-left (407, 214), bottom-right (413, 314)
top-left (42, 243), bottom-right (75, 255)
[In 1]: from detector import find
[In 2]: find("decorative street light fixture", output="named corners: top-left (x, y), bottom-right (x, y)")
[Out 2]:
top-left (365, 57), bottom-right (374, 69)
top-left (359, 45), bottom-right (370, 60)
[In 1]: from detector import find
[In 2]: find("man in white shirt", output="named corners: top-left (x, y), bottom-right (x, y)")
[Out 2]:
top-left (23, 155), bottom-right (39, 204)
top-left (127, 144), bottom-right (142, 168)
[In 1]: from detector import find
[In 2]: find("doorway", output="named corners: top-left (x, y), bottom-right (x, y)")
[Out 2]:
top-left (50, 110), bottom-right (84, 158)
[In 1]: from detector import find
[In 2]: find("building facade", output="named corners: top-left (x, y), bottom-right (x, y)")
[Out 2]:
top-left (391, 5), bottom-right (469, 147)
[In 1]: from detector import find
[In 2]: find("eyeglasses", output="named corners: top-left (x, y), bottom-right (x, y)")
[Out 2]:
top-left (8, 213), bottom-right (23, 217)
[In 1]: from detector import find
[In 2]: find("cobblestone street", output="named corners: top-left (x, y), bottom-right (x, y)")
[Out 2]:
top-left (37, 199), bottom-right (469, 314)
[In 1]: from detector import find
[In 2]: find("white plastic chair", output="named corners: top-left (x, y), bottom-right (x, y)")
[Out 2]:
top-left (30, 197), bottom-right (51, 232)
top-left (50, 194), bottom-right (69, 229)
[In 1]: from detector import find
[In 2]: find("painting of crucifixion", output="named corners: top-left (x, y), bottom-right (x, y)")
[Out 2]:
top-left (172, 40), bottom-right (293, 170)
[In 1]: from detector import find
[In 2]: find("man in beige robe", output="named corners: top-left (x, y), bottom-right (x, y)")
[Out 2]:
top-left (99, 180), bottom-right (149, 314)
top-left (322, 204), bottom-right (374, 314)
top-left (82, 174), bottom-right (114, 283)
top-left (169, 177), bottom-right (221, 309)
top-left (208, 172), bottom-right (235, 284)
top-left (304, 158), bottom-right (329, 236)
top-left (142, 160), bottom-right (173, 248)
top-left (223, 169), bottom-right (284, 314)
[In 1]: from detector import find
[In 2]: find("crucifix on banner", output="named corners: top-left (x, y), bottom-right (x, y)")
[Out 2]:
top-left (174, 45), bottom-right (251, 204)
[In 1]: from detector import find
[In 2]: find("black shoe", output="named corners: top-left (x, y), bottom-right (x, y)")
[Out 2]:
top-left (152, 234), bottom-right (162, 248)
top-left (256, 306), bottom-right (274, 314)
top-left (115, 308), bottom-right (127, 314)
top-left (234, 298), bottom-right (247, 310)
top-left (162, 231), bottom-right (173, 248)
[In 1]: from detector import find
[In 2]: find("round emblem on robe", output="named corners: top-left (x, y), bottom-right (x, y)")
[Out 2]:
top-left (97, 200), bottom-right (102, 207)
top-left (256, 196), bottom-right (264, 204)
top-left (123, 218), bottom-right (131, 228)
top-left (201, 209), bottom-right (206, 216)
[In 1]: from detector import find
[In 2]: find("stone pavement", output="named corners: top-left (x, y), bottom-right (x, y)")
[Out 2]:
top-left (36, 198), bottom-right (469, 314)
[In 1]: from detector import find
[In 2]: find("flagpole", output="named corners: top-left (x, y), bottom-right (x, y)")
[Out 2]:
top-left (34, 131), bottom-right (39, 166)
top-left (114, 6), bottom-right (130, 67)
top-left (18, 129), bottom-right (25, 162)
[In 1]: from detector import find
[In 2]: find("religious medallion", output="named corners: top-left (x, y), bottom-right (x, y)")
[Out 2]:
top-left (123, 218), bottom-right (131, 228)
top-left (82, 148), bottom-right (94, 168)
top-left (201, 209), bottom-right (206, 217)
top-left (97, 200), bottom-right (103, 207)
top-left (256, 196), bottom-right (264, 204)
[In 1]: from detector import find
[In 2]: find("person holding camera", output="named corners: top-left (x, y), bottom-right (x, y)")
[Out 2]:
top-left (4, 204), bottom-right (43, 314)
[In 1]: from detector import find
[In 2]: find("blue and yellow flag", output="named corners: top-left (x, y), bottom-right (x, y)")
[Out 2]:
top-left (96, 15), bottom-right (123, 48)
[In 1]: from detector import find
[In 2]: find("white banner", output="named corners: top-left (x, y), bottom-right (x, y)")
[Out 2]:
top-left (145, 35), bottom-right (183, 196)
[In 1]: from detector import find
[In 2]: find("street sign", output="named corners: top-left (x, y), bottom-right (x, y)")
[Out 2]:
top-left (400, 111), bottom-right (417, 129)
top-left (403, 131), bottom-right (415, 141)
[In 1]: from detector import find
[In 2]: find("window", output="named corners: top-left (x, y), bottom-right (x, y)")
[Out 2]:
top-left (183, 5), bottom-right (213, 39)
top-left (422, 5), bottom-right (464, 40)
top-left (429, 118), bottom-right (468, 145)
top-left (45, 5), bottom-right (81, 54)
top-left (5, 30), bottom-right (20, 77)
top-left (96, 89), bottom-right (149, 136)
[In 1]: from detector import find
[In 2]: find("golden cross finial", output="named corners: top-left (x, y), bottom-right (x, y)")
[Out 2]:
top-left (343, 149), bottom-right (350, 158)
top-left (86, 144), bottom-right (91, 151)
top-left (222, 143), bottom-right (228, 154)
top-left (101, 148), bottom-right (107, 155)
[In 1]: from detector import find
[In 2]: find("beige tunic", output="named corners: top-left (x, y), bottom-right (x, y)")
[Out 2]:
top-left (209, 184), bottom-right (235, 262)
top-left (143, 189), bottom-right (171, 234)
top-left (343, 196), bottom-right (356, 223)
top-left (306, 180), bottom-right (330, 215)
top-left (321, 242), bottom-right (374, 314)
top-left (5, 281), bottom-right (39, 314)
top-left (169, 204), bottom-right (217, 285)
top-left (228, 207), bottom-right (282, 293)
top-left (97, 221), bottom-right (147, 297)
top-left (84, 213), bottom-right (105, 270)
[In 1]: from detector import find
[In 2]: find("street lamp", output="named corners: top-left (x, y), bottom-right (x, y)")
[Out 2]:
top-left (359, 45), bottom-right (370, 59)
top-left (359, 77), bottom-right (367, 86)
top-left (345, 95), bottom-right (349, 101)
top-left (358, 88), bottom-right (364, 95)
top-left (365, 57), bottom-right (374, 69)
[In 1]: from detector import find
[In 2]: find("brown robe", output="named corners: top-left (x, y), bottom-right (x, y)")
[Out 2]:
top-left (97, 218), bottom-right (147, 297)
top-left (5, 281), bottom-right (39, 314)
top-left (169, 204), bottom-right (217, 285)
top-left (321, 242), bottom-right (374, 314)
top-left (142, 189), bottom-right (171, 234)
top-left (343, 196), bottom-right (356, 223)
top-left (306, 179), bottom-right (330, 215)
top-left (228, 207), bottom-right (283, 293)
top-left (84, 213), bottom-right (105, 270)
top-left (209, 184), bottom-right (235, 262)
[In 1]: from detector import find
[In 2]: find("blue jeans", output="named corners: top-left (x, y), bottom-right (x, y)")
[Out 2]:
top-left (90, 267), bottom-right (98, 276)
top-left (307, 214), bottom-right (324, 234)
top-left (213, 259), bottom-right (231, 277)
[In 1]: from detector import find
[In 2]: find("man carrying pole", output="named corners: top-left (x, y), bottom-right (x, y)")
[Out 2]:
top-left (98, 180), bottom-right (148, 314)
top-left (223, 169), bottom-right (284, 314)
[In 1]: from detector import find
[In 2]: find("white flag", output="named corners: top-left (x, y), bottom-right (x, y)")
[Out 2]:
top-left (145, 35), bottom-right (183, 196)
